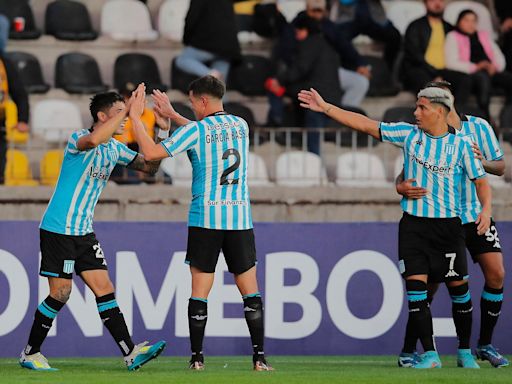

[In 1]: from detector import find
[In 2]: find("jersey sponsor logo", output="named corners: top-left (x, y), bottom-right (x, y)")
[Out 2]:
top-left (444, 144), bottom-right (455, 155)
top-left (410, 153), bottom-right (453, 175)
top-left (88, 165), bottom-right (110, 181)
top-left (63, 259), bottom-right (75, 274)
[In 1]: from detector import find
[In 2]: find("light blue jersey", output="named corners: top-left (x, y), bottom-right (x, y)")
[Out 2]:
top-left (457, 115), bottom-right (503, 224)
top-left (380, 122), bottom-right (486, 218)
top-left (40, 129), bottom-right (138, 235)
top-left (161, 112), bottom-right (252, 230)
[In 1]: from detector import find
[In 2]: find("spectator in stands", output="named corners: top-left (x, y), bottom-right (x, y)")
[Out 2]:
top-left (494, 0), bottom-right (512, 71)
top-left (402, 0), bottom-right (471, 110)
top-left (268, 12), bottom-right (342, 154)
top-left (302, 0), bottom-right (369, 108)
top-left (445, 9), bottom-right (512, 121)
top-left (0, 14), bottom-right (9, 54)
top-left (175, 0), bottom-right (241, 82)
top-left (330, 0), bottom-right (402, 70)
top-left (0, 56), bottom-right (29, 184)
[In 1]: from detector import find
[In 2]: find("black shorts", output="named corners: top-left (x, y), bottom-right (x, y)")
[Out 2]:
top-left (186, 227), bottom-right (257, 274)
top-left (398, 213), bottom-right (467, 283)
top-left (40, 229), bottom-right (108, 279)
top-left (464, 218), bottom-right (502, 262)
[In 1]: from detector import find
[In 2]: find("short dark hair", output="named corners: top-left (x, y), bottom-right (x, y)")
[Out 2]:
top-left (89, 92), bottom-right (124, 122)
top-left (188, 75), bottom-right (225, 100)
top-left (457, 9), bottom-right (477, 25)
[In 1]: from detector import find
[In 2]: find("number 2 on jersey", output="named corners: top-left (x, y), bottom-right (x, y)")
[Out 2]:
top-left (220, 148), bottom-right (240, 185)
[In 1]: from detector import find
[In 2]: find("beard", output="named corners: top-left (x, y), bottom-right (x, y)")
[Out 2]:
top-left (427, 9), bottom-right (444, 18)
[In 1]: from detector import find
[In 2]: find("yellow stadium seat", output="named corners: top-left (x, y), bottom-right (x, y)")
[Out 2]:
top-left (4, 149), bottom-right (38, 186)
top-left (40, 150), bottom-right (64, 186)
top-left (5, 99), bottom-right (29, 144)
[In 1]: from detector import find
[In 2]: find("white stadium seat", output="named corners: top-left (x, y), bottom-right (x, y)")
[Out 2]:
top-left (385, 1), bottom-right (426, 35)
top-left (445, 1), bottom-right (496, 39)
top-left (32, 99), bottom-right (83, 143)
top-left (487, 174), bottom-right (509, 188)
top-left (336, 152), bottom-right (390, 187)
top-left (158, 0), bottom-right (190, 41)
top-left (277, 0), bottom-right (304, 23)
top-left (248, 152), bottom-right (272, 186)
top-left (275, 151), bottom-right (327, 186)
top-left (101, 0), bottom-right (158, 42)
top-left (160, 153), bottom-right (193, 187)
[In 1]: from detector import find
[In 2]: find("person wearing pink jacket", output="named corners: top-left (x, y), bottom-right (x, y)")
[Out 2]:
top-left (445, 9), bottom-right (512, 120)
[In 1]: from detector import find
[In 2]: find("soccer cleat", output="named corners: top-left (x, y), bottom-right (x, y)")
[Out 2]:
top-left (457, 349), bottom-right (480, 368)
top-left (19, 351), bottom-right (58, 371)
top-left (476, 344), bottom-right (510, 368)
top-left (412, 351), bottom-right (442, 369)
top-left (124, 340), bottom-right (166, 371)
top-left (254, 359), bottom-right (274, 371)
top-left (398, 351), bottom-right (422, 368)
top-left (189, 361), bottom-right (205, 370)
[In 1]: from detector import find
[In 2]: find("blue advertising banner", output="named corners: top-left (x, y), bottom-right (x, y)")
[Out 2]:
top-left (0, 221), bottom-right (510, 357)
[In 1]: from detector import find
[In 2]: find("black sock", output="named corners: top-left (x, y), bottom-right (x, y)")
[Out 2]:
top-left (243, 293), bottom-right (265, 362)
top-left (402, 293), bottom-right (434, 353)
top-left (448, 283), bottom-right (473, 349)
top-left (406, 280), bottom-right (435, 352)
top-left (25, 296), bottom-right (65, 355)
top-left (188, 297), bottom-right (207, 362)
top-left (96, 293), bottom-right (134, 356)
top-left (479, 285), bottom-right (503, 346)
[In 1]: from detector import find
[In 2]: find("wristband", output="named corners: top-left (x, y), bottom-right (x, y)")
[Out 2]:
top-left (157, 129), bottom-right (170, 139)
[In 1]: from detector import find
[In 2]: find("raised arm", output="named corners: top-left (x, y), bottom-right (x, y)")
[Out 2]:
top-left (152, 90), bottom-right (192, 127)
top-left (298, 88), bottom-right (381, 139)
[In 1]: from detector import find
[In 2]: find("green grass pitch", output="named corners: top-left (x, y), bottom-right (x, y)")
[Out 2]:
top-left (1, 355), bottom-right (510, 384)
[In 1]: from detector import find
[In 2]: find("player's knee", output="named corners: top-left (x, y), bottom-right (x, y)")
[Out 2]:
top-left (94, 279), bottom-right (115, 296)
top-left (50, 283), bottom-right (72, 303)
top-left (485, 266), bottom-right (505, 288)
top-left (405, 280), bottom-right (428, 309)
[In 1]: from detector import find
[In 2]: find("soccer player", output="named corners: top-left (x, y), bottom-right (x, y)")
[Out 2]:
top-left (131, 75), bottom-right (272, 371)
top-left (20, 84), bottom-right (167, 371)
top-left (298, 86), bottom-right (492, 369)
top-left (396, 81), bottom-right (509, 368)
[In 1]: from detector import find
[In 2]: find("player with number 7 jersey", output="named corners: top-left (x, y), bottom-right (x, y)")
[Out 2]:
top-left (133, 75), bottom-right (272, 371)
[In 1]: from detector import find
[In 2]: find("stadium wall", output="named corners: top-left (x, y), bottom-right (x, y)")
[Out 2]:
top-left (0, 221), bottom-right (511, 357)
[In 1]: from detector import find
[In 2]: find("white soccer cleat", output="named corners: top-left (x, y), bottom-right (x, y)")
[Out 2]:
top-left (19, 351), bottom-right (58, 371)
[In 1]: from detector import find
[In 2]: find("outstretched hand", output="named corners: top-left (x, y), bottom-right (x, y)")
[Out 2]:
top-left (152, 89), bottom-right (179, 120)
top-left (127, 83), bottom-right (146, 119)
top-left (298, 88), bottom-right (328, 113)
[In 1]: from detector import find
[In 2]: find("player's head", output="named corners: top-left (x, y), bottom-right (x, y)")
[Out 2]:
top-left (415, 87), bottom-right (452, 130)
top-left (89, 91), bottom-right (127, 135)
top-left (188, 75), bottom-right (225, 120)
top-left (423, 80), bottom-right (455, 111)
top-left (424, 0), bottom-right (445, 18)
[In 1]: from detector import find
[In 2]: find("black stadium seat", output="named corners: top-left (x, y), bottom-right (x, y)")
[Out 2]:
top-left (228, 55), bottom-right (272, 96)
top-left (55, 52), bottom-right (108, 94)
top-left (6, 51), bottom-right (50, 94)
top-left (172, 102), bottom-right (195, 121)
top-left (0, 0), bottom-right (41, 39)
top-left (170, 57), bottom-right (198, 94)
top-left (114, 53), bottom-right (167, 94)
top-left (364, 55), bottom-right (400, 97)
top-left (382, 106), bottom-right (416, 124)
top-left (45, 0), bottom-right (98, 41)
top-left (224, 102), bottom-right (256, 128)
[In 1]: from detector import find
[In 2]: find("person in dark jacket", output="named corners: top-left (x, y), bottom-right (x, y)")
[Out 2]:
top-left (402, 0), bottom-right (471, 108)
top-left (269, 13), bottom-right (342, 154)
top-left (494, 0), bottom-right (512, 72)
top-left (175, 0), bottom-right (241, 82)
top-left (0, 55), bottom-right (30, 184)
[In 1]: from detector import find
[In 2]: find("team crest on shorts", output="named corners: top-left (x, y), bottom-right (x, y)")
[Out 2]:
top-left (63, 260), bottom-right (75, 274)
top-left (444, 144), bottom-right (455, 155)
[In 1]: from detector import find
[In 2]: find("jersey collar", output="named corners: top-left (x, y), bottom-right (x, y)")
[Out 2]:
top-left (206, 111), bottom-right (227, 117)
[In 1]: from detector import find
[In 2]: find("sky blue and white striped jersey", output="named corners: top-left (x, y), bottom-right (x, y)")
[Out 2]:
top-left (161, 112), bottom-right (252, 230)
top-left (380, 122), bottom-right (486, 218)
top-left (457, 115), bottom-right (503, 224)
top-left (40, 129), bottom-right (138, 235)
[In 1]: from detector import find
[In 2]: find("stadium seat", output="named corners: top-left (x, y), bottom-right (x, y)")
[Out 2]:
top-left (45, 0), bottom-right (98, 41)
top-left (114, 53), bottom-right (167, 94)
top-left (40, 150), bottom-right (64, 186)
top-left (277, 0), bottom-right (304, 22)
top-left (275, 151), bottom-right (327, 186)
top-left (248, 152), bottom-right (271, 186)
top-left (364, 56), bottom-right (400, 97)
top-left (101, 0), bottom-right (158, 42)
top-left (228, 55), bottom-right (272, 96)
top-left (458, 105), bottom-right (486, 120)
top-left (32, 99), bottom-right (83, 143)
top-left (336, 152), bottom-right (390, 187)
top-left (160, 153), bottom-right (193, 186)
top-left (500, 105), bottom-right (512, 142)
top-left (382, 107), bottom-right (416, 124)
top-left (171, 57), bottom-right (199, 94)
top-left (224, 102), bottom-right (256, 128)
top-left (172, 102), bottom-right (196, 121)
top-left (445, 1), bottom-right (496, 39)
top-left (158, 0), bottom-right (190, 41)
top-left (5, 51), bottom-right (50, 94)
top-left (487, 174), bottom-right (509, 188)
top-left (55, 52), bottom-right (108, 94)
top-left (4, 149), bottom-right (38, 186)
top-left (0, 1), bottom-right (41, 39)
top-left (5, 99), bottom-right (29, 144)
top-left (385, 1), bottom-right (425, 35)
